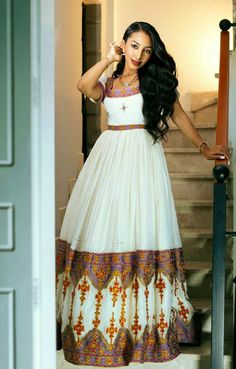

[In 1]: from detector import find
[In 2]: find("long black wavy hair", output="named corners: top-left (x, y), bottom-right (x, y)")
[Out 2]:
top-left (112, 21), bottom-right (178, 143)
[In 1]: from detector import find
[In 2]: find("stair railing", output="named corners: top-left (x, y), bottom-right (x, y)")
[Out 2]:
top-left (211, 19), bottom-right (236, 369)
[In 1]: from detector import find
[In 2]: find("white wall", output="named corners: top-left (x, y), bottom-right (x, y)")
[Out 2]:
top-left (55, 0), bottom-right (83, 235)
top-left (112, 0), bottom-right (232, 110)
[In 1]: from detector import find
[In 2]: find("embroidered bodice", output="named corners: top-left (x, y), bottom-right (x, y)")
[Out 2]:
top-left (99, 76), bottom-right (146, 126)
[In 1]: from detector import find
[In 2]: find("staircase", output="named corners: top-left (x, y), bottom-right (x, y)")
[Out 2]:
top-left (162, 92), bottom-right (234, 369)
top-left (57, 93), bottom-right (234, 369)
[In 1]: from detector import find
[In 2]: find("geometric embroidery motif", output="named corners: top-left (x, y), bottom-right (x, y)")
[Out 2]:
top-left (156, 308), bottom-right (168, 340)
top-left (177, 297), bottom-right (189, 323)
top-left (56, 240), bottom-right (200, 366)
top-left (156, 273), bottom-right (166, 303)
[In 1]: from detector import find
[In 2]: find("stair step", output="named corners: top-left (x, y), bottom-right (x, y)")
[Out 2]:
top-left (185, 261), bottom-right (212, 270)
top-left (190, 91), bottom-right (218, 111)
top-left (191, 298), bottom-right (211, 310)
top-left (192, 104), bottom-right (217, 125)
top-left (191, 97), bottom-right (218, 113)
top-left (191, 298), bottom-right (233, 311)
top-left (169, 173), bottom-right (233, 200)
top-left (180, 338), bottom-right (232, 359)
top-left (170, 172), bottom-right (213, 179)
top-left (176, 199), bottom-right (233, 207)
top-left (180, 228), bottom-right (212, 238)
top-left (175, 200), bottom-right (233, 229)
top-left (164, 125), bottom-right (216, 148)
top-left (164, 148), bottom-right (214, 173)
top-left (169, 122), bottom-right (217, 130)
top-left (181, 226), bottom-right (233, 262)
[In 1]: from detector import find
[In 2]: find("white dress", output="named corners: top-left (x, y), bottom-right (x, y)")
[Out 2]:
top-left (56, 76), bottom-right (200, 367)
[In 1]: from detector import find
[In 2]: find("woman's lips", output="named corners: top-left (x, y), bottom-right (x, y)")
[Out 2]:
top-left (131, 59), bottom-right (142, 66)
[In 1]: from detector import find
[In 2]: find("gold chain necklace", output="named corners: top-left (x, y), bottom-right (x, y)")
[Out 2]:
top-left (119, 74), bottom-right (138, 87)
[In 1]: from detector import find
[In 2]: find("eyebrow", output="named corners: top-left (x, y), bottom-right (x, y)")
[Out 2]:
top-left (131, 40), bottom-right (153, 49)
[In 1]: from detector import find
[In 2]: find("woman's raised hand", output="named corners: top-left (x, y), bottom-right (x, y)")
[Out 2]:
top-left (106, 42), bottom-right (123, 64)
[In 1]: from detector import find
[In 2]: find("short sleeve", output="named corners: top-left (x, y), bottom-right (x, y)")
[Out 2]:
top-left (89, 75), bottom-right (107, 104)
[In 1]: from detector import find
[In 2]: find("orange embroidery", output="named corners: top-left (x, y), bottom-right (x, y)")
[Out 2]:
top-left (156, 273), bottom-right (166, 303)
top-left (144, 285), bottom-right (150, 323)
top-left (173, 278), bottom-right (178, 296)
top-left (132, 276), bottom-right (141, 341)
top-left (119, 288), bottom-right (127, 327)
top-left (68, 286), bottom-right (76, 324)
top-left (78, 273), bottom-right (90, 305)
top-left (177, 298), bottom-right (189, 322)
top-left (74, 311), bottom-right (84, 338)
top-left (93, 290), bottom-right (103, 329)
top-left (109, 276), bottom-right (122, 307)
top-left (57, 241), bottom-right (186, 289)
top-left (131, 312), bottom-right (142, 341)
top-left (157, 309), bottom-right (168, 339)
top-left (62, 272), bottom-right (70, 299)
top-left (106, 312), bottom-right (118, 345)
top-left (132, 275), bottom-right (139, 298)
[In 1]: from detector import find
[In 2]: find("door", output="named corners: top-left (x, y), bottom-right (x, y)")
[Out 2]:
top-left (0, 1), bottom-right (56, 368)
top-left (0, 0), bottom-right (33, 368)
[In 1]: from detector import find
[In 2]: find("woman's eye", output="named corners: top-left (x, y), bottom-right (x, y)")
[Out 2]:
top-left (131, 44), bottom-right (138, 49)
top-left (145, 49), bottom-right (151, 54)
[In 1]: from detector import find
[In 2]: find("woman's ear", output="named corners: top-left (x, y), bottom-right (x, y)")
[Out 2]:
top-left (120, 40), bottom-right (125, 54)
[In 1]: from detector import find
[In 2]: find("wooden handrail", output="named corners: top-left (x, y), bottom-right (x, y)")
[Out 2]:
top-left (215, 30), bottom-right (229, 167)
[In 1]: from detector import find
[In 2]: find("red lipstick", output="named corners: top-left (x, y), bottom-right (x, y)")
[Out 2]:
top-left (131, 59), bottom-right (142, 66)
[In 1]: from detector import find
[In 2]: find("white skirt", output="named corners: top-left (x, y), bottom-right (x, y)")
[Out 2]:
top-left (60, 128), bottom-right (182, 252)
top-left (56, 128), bottom-right (200, 367)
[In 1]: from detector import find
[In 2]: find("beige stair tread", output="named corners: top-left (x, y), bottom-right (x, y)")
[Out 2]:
top-left (185, 261), bottom-right (212, 270)
top-left (176, 199), bottom-right (233, 207)
top-left (185, 260), bottom-right (233, 270)
top-left (191, 298), bottom-right (211, 310)
top-left (164, 147), bottom-right (199, 153)
top-left (180, 338), bottom-right (232, 358)
top-left (169, 122), bottom-right (216, 130)
top-left (191, 97), bottom-right (218, 113)
top-left (170, 172), bottom-right (214, 179)
top-left (170, 172), bottom-right (233, 179)
top-left (180, 228), bottom-right (213, 237)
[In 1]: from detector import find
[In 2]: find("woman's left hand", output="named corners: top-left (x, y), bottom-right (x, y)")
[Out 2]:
top-left (201, 144), bottom-right (231, 163)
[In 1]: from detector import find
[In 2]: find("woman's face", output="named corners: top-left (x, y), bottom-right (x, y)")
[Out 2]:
top-left (122, 30), bottom-right (153, 72)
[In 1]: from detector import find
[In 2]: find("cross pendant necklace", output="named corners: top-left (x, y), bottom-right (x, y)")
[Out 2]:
top-left (120, 103), bottom-right (128, 112)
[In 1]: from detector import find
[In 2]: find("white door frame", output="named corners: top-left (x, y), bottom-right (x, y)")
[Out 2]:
top-left (31, 1), bottom-right (56, 369)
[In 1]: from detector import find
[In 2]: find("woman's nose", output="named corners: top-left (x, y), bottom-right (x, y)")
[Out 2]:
top-left (136, 49), bottom-right (143, 60)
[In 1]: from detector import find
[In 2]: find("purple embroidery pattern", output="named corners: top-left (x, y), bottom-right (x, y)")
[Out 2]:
top-left (56, 241), bottom-right (201, 366)
top-left (105, 77), bottom-right (140, 98)
top-left (56, 240), bottom-right (186, 289)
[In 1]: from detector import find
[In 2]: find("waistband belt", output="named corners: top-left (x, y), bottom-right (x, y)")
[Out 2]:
top-left (108, 124), bottom-right (145, 131)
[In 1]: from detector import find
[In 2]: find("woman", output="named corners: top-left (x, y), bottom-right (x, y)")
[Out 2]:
top-left (56, 21), bottom-right (229, 367)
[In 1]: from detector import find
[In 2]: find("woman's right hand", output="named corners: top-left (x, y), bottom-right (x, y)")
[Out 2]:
top-left (106, 42), bottom-right (123, 64)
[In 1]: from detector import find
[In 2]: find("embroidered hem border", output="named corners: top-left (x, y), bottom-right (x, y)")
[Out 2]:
top-left (56, 239), bottom-right (186, 289)
top-left (58, 322), bottom-right (181, 367)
